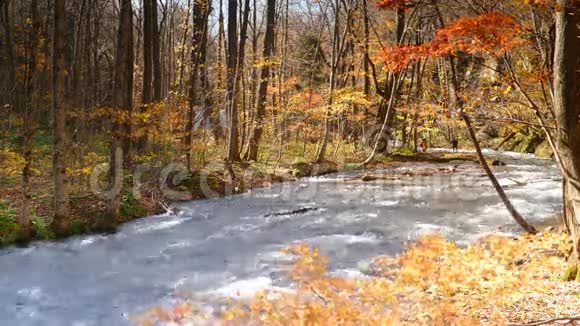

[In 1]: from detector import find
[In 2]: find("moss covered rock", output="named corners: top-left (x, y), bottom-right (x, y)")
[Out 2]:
top-left (513, 132), bottom-right (543, 154)
top-left (290, 160), bottom-right (338, 177)
top-left (534, 140), bottom-right (553, 158)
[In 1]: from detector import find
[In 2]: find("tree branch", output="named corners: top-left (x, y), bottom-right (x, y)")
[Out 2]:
top-left (509, 316), bottom-right (580, 326)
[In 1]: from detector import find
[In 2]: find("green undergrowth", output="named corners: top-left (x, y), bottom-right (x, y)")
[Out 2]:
top-left (0, 201), bottom-right (19, 246)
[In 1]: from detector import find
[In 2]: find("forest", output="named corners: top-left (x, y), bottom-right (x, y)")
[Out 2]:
top-left (1, 0), bottom-right (580, 324)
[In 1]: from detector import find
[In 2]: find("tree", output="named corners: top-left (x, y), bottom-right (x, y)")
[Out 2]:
top-left (107, 0), bottom-right (134, 225)
top-left (52, 0), bottom-right (70, 236)
top-left (151, 0), bottom-right (162, 101)
top-left (143, 0), bottom-right (153, 105)
top-left (553, 0), bottom-right (580, 281)
top-left (186, 0), bottom-right (211, 170)
top-left (372, 8), bottom-right (538, 233)
top-left (19, 0), bottom-right (41, 241)
top-left (247, 0), bottom-right (276, 161)
top-left (225, 0), bottom-right (240, 162)
top-left (315, 0), bottom-right (347, 163)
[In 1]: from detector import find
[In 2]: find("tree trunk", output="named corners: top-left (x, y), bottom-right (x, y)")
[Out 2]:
top-left (152, 0), bottom-right (162, 101)
top-left (234, 0), bottom-right (251, 159)
top-left (142, 0), bottom-right (153, 104)
top-left (553, 0), bottom-right (580, 281)
top-left (362, 0), bottom-right (370, 96)
top-left (462, 112), bottom-right (537, 234)
top-left (247, 0), bottom-right (275, 161)
top-left (138, 0), bottom-right (154, 151)
top-left (0, 0), bottom-right (16, 107)
top-left (107, 0), bottom-right (134, 226)
top-left (20, 0), bottom-right (41, 241)
top-left (52, 0), bottom-right (70, 236)
top-left (226, 0), bottom-right (240, 162)
top-left (186, 0), bottom-right (210, 170)
top-left (177, 0), bottom-right (192, 92)
top-left (315, 0), bottom-right (341, 163)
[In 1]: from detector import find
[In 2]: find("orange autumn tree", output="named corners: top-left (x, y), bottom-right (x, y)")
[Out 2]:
top-left (380, 12), bottom-right (527, 70)
top-left (379, 11), bottom-right (538, 234)
top-left (377, 0), bottom-right (416, 9)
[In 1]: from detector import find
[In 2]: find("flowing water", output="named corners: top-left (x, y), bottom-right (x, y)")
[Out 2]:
top-left (0, 150), bottom-right (562, 325)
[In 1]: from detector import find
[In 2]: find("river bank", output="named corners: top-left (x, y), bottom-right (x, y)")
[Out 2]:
top-left (0, 150), bottom-right (483, 247)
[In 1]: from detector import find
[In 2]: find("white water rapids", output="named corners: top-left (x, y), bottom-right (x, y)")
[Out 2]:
top-left (0, 150), bottom-right (562, 325)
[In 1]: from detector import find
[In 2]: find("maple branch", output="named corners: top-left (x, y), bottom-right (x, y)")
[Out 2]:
top-left (308, 285), bottom-right (329, 305)
top-left (508, 316), bottom-right (580, 326)
top-left (478, 116), bottom-right (557, 130)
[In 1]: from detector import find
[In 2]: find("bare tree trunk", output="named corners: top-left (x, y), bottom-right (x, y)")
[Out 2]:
top-left (186, 0), bottom-right (210, 170)
top-left (247, 0), bottom-right (275, 161)
top-left (362, 0), bottom-right (370, 96)
top-left (107, 0), bottom-right (134, 226)
top-left (217, 0), bottom-right (225, 92)
top-left (177, 0), bottom-right (192, 92)
top-left (20, 0), bottom-right (41, 241)
top-left (0, 1), bottom-right (16, 107)
top-left (152, 0), bottom-right (162, 101)
top-left (234, 0), bottom-right (251, 159)
top-left (143, 0), bottom-right (153, 104)
top-left (462, 112), bottom-right (537, 234)
top-left (137, 0), bottom-right (154, 151)
top-left (226, 0), bottom-right (241, 162)
top-left (553, 0), bottom-right (580, 281)
top-left (52, 0), bottom-right (70, 236)
top-left (315, 0), bottom-right (342, 163)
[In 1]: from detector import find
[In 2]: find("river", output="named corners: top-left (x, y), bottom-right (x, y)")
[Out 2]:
top-left (0, 150), bottom-right (562, 325)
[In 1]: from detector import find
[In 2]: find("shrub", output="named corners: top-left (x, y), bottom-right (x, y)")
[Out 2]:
top-left (32, 216), bottom-right (54, 240)
top-left (0, 201), bottom-right (19, 246)
top-left (69, 219), bottom-right (89, 235)
top-left (120, 191), bottom-right (147, 219)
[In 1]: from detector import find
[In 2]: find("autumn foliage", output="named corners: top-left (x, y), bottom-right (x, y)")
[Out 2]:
top-left (377, 0), bottom-right (416, 10)
top-left (381, 13), bottom-right (527, 72)
top-left (138, 231), bottom-right (575, 325)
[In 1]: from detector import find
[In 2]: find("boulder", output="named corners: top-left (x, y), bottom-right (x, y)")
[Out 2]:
top-left (290, 160), bottom-right (338, 177)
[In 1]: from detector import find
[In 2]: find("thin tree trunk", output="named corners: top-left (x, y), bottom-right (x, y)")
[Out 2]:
top-left (247, 0), bottom-right (275, 161)
top-left (186, 0), bottom-right (210, 170)
top-left (0, 1), bottom-right (16, 107)
top-left (107, 0), bottom-right (134, 226)
top-left (462, 112), bottom-right (537, 234)
top-left (234, 0), bottom-right (251, 159)
top-left (143, 0), bottom-right (153, 104)
top-left (52, 0), bottom-right (70, 236)
top-left (177, 0), bottom-right (192, 92)
top-left (20, 0), bottom-right (40, 241)
top-left (316, 0), bottom-right (343, 163)
top-left (226, 0), bottom-right (240, 161)
top-left (362, 0), bottom-right (370, 96)
top-left (152, 0), bottom-right (162, 101)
